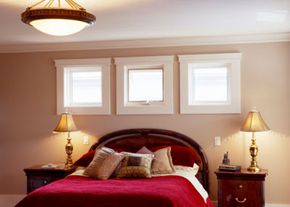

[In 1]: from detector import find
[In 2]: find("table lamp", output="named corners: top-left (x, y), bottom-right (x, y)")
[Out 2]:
top-left (240, 109), bottom-right (270, 172)
top-left (54, 112), bottom-right (78, 169)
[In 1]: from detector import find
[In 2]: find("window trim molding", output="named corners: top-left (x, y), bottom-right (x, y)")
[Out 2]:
top-left (179, 53), bottom-right (242, 114)
top-left (115, 56), bottom-right (174, 114)
top-left (55, 58), bottom-right (111, 115)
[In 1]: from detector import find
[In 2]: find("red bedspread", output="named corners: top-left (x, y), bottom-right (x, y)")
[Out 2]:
top-left (16, 175), bottom-right (214, 207)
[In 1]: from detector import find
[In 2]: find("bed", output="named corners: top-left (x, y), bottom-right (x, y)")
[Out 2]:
top-left (16, 128), bottom-right (214, 207)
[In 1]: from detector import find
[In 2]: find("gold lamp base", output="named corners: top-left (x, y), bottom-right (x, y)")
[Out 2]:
top-left (247, 132), bottom-right (260, 173)
top-left (247, 165), bottom-right (260, 173)
top-left (65, 136), bottom-right (74, 169)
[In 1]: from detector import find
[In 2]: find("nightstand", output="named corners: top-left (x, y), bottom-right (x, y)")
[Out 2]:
top-left (215, 169), bottom-right (267, 207)
top-left (24, 164), bottom-right (76, 193)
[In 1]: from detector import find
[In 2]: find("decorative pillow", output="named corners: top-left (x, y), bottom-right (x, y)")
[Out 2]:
top-left (117, 152), bottom-right (154, 178)
top-left (74, 150), bottom-right (95, 167)
top-left (151, 147), bottom-right (175, 174)
top-left (74, 147), bottom-right (128, 167)
top-left (150, 145), bottom-right (201, 167)
top-left (83, 147), bottom-right (124, 180)
top-left (136, 146), bottom-right (154, 154)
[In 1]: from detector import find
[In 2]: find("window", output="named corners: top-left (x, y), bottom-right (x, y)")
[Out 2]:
top-left (179, 53), bottom-right (241, 114)
top-left (55, 58), bottom-right (110, 115)
top-left (188, 67), bottom-right (229, 105)
top-left (128, 69), bottom-right (163, 102)
top-left (115, 56), bottom-right (174, 114)
top-left (64, 67), bottom-right (102, 106)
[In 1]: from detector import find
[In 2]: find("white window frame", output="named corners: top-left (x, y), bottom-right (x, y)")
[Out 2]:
top-left (115, 56), bottom-right (174, 114)
top-left (55, 58), bottom-right (111, 115)
top-left (179, 53), bottom-right (241, 114)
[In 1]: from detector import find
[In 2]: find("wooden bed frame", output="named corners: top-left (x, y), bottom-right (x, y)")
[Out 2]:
top-left (90, 128), bottom-right (209, 192)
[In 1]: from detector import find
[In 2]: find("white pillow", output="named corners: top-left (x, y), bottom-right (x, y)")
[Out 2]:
top-left (174, 163), bottom-right (199, 176)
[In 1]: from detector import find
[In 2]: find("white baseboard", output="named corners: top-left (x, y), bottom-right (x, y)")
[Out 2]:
top-left (0, 194), bottom-right (25, 207)
top-left (211, 200), bottom-right (289, 207)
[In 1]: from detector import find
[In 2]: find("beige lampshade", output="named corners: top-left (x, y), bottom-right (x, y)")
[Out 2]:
top-left (54, 112), bottom-right (78, 132)
top-left (240, 109), bottom-right (270, 132)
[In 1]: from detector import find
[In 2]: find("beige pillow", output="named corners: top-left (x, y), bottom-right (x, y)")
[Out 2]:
top-left (84, 147), bottom-right (124, 180)
top-left (151, 147), bottom-right (175, 174)
top-left (117, 152), bottom-right (154, 178)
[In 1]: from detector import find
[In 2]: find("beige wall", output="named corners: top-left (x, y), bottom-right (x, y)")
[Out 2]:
top-left (0, 42), bottom-right (289, 204)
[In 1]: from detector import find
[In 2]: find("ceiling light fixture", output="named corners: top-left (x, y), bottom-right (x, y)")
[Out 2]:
top-left (21, 0), bottom-right (96, 36)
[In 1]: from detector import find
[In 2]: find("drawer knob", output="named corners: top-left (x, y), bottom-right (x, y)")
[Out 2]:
top-left (235, 197), bottom-right (247, 203)
top-left (43, 180), bottom-right (48, 184)
top-left (239, 185), bottom-right (243, 189)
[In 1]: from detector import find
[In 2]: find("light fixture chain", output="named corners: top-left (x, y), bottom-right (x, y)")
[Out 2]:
top-left (65, 0), bottom-right (84, 10)
top-left (28, 0), bottom-right (85, 10)
top-left (44, 0), bottom-right (55, 8)
top-left (29, 0), bottom-right (46, 9)
top-left (65, 0), bottom-right (77, 9)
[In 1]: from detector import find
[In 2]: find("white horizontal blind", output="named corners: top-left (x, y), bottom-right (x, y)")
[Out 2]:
top-left (128, 69), bottom-right (163, 102)
top-left (188, 67), bottom-right (229, 105)
top-left (64, 67), bottom-right (102, 107)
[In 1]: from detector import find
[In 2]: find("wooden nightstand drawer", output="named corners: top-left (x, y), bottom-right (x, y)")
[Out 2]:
top-left (24, 165), bottom-right (76, 193)
top-left (215, 169), bottom-right (267, 207)
top-left (219, 179), bottom-right (263, 206)
top-left (27, 176), bottom-right (55, 192)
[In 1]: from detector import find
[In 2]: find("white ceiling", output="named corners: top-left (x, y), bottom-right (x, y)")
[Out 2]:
top-left (0, 0), bottom-right (290, 49)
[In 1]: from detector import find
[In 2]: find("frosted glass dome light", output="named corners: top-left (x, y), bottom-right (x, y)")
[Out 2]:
top-left (21, 0), bottom-right (96, 36)
top-left (30, 19), bottom-right (89, 36)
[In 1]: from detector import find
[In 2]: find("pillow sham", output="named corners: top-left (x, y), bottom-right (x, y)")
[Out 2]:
top-left (117, 152), bottom-right (154, 178)
top-left (151, 147), bottom-right (175, 174)
top-left (83, 147), bottom-right (124, 180)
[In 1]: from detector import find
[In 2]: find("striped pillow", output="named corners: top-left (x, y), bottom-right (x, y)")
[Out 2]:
top-left (84, 147), bottom-right (124, 180)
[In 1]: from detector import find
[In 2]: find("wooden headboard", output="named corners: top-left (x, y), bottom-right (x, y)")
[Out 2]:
top-left (90, 128), bottom-right (209, 192)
